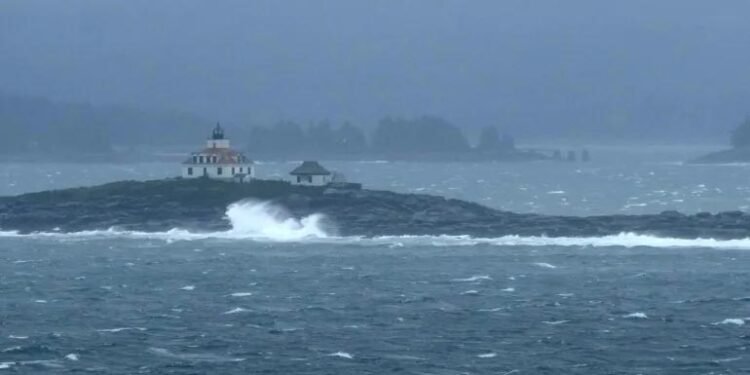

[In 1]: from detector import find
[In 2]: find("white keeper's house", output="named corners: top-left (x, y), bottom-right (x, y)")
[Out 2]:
top-left (290, 161), bottom-right (332, 186)
top-left (182, 123), bottom-right (254, 181)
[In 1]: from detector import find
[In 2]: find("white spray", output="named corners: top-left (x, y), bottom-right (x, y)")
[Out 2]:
top-left (3, 202), bottom-right (750, 250)
top-left (223, 200), bottom-right (328, 241)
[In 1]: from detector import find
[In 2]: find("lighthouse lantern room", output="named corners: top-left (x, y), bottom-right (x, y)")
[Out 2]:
top-left (181, 123), bottom-right (255, 181)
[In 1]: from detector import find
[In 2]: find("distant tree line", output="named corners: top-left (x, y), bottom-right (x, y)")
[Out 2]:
top-left (0, 93), bottom-right (523, 161)
top-left (731, 118), bottom-right (750, 149)
top-left (246, 121), bottom-right (368, 158)
top-left (0, 95), bottom-right (112, 157)
top-left (0, 93), bottom-right (213, 159)
top-left (245, 116), bottom-right (518, 159)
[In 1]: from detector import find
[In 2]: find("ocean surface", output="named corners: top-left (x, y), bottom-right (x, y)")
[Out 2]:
top-left (2, 146), bottom-right (750, 374)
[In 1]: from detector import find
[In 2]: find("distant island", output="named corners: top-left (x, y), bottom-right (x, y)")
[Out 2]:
top-left (1, 178), bottom-right (749, 240)
top-left (0, 93), bottom-right (579, 163)
top-left (244, 116), bottom-right (553, 162)
top-left (689, 119), bottom-right (750, 164)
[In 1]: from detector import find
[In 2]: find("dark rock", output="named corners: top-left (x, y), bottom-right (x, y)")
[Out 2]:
top-left (0, 178), bottom-right (749, 240)
top-left (688, 148), bottom-right (750, 164)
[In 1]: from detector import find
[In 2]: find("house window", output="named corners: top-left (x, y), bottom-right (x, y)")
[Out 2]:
top-left (231, 167), bottom-right (235, 175)
top-left (187, 167), bottom-right (193, 176)
top-left (199, 156), bottom-right (204, 164)
top-left (203, 167), bottom-right (207, 176)
top-left (217, 167), bottom-right (223, 175)
top-left (212, 156), bottom-right (218, 163)
top-left (239, 167), bottom-right (243, 173)
top-left (193, 156), bottom-right (198, 163)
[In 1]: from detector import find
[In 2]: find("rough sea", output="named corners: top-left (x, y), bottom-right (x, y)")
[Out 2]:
top-left (2, 146), bottom-right (750, 374)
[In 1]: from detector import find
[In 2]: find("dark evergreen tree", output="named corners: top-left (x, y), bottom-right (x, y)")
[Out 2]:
top-left (371, 115), bottom-right (470, 154)
top-left (333, 122), bottom-right (368, 154)
top-left (500, 133), bottom-right (516, 150)
top-left (306, 121), bottom-right (336, 155)
top-left (731, 118), bottom-right (750, 149)
top-left (477, 126), bottom-right (500, 151)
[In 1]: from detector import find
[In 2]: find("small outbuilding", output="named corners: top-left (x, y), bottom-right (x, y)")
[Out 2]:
top-left (290, 161), bottom-right (332, 186)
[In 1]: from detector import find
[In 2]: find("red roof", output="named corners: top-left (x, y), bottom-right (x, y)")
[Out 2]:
top-left (183, 147), bottom-right (253, 164)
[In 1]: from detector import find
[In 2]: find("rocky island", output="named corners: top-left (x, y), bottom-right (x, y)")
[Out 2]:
top-left (1, 178), bottom-right (749, 240)
top-left (690, 119), bottom-right (750, 164)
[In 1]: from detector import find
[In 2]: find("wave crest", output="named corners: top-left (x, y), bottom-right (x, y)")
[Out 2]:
top-left (224, 200), bottom-right (328, 241)
top-left (2, 202), bottom-right (750, 249)
top-left (0, 200), bottom-right (329, 242)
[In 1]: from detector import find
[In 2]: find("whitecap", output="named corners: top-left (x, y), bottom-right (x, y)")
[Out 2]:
top-left (65, 353), bottom-right (79, 361)
top-left (97, 327), bottom-right (147, 333)
top-left (8, 335), bottom-right (28, 340)
top-left (0, 200), bottom-right (328, 243)
top-left (543, 320), bottom-right (569, 325)
top-left (547, 191), bottom-right (566, 195)
top-left (34, 300), bottom-right (48, 303)
top-left (713, 318), bottom-right (745, 326)
top-left (477, 352), bottom-right (497, 358)
top-left (623, 202), bottom-right (648, 209)
top-left (13, 259), bottom-right (40, 264)
top-left (452, 275), bottom-right (492, 282)
top-left (229, 292), bottom-right (253, 297)
top-left (360, 233), bottom-right (750, 250)
top-left (461, 290), bottom-right (480, 296)
top-left (223, 307), bottom-right (251, 315)
top-left (327, 351), bottom-right (354, 359)
top-left (2, 346), bottom-right (22, 353)
top-left (478, 307), bottom-right (506, 312)
top-left (5, 359), bottom-right (63, 369)
top-left (180, 285), bottom-right (195, 291)
top-left (623, 312), bottom-right (648, 319)
top-left (713, 356), bottom-right (742, 363)
top-left (0, 362), bottom-right (11, 369)
top-left (534, 263), bottom-right (557, 269)
top-left (501, 287), bottom-right (515, 292)
top-left (6, 202), bottom-right (750, 251)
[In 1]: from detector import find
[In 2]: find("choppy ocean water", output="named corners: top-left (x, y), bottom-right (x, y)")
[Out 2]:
top-left (2, 147), bottom-right (750, 373)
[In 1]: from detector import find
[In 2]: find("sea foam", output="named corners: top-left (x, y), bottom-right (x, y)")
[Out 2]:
top-left (713, 318), bottom-right (745, 326)
top-left (623, 312), bottom-right (648, 319)
top-left (327, 351), bottom-right (354, 359)
top-left (3, 201), bottom-right (750, 250)
top-left (0, 200), bottom-right (328, 243)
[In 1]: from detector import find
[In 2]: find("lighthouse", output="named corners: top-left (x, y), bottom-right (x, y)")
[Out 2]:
top-left (181, 123), bottom-right (255, 181)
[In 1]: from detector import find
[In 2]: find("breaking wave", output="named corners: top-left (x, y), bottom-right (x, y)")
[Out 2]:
top-left (0, 200), bottom-right (329, 243)
top-left (2, 201), bottom-right (750, 249)
top-left (223, 200), bottom-right (328, 240)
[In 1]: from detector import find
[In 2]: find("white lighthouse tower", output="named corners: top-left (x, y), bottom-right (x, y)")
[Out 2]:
top-left (181, 123), bottom-right (255, 181)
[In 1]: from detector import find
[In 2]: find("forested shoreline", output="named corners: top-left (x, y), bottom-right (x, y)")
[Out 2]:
top-left (0, 94), bottom-right (543, 162)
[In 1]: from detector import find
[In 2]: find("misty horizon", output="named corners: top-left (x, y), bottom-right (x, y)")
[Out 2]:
top-left (2, 1), bottom-right (750, 143)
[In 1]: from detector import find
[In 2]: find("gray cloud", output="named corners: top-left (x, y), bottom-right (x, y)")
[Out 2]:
top-left (1, 0), bottom-right (749, 141)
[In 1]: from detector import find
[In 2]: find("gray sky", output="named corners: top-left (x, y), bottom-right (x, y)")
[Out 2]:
top-left (1, 0), bottom-right (749, 141)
